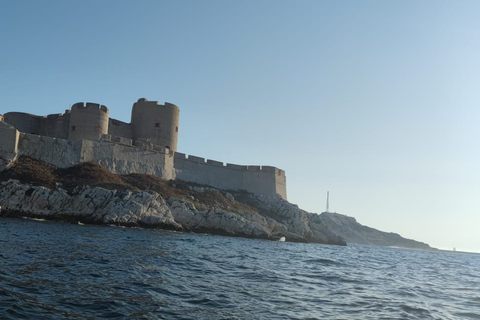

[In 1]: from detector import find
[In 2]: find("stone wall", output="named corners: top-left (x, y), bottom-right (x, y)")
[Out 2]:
top-left (0, 132), bottom-right (285, 198)
top-left (18, 133), bottom-right (82, 168)
top-left (108, 119), bottom-right (132, 140)
top-left (38, 112), bottom-right (70, 139)
top-left (79, 140), bottom-right (175, 180)
top-left (174, 153), bottom-right (287, 199)
top-left (3, 112), bottom-right (42, 134)
top-left (174, 153), bottom-right (244, 190)
top-left (0, 122), bottom-right (20, 170)
top-left (243, 166), bottom-right (287, 200)
top-left (12, 134), bottom-right (176, 180)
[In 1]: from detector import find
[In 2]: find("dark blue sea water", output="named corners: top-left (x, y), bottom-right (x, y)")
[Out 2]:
top-left (1, 218), bottom-right (479, 319)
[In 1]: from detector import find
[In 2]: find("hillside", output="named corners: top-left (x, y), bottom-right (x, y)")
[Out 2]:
top-left (320, 212), bottom-right (432, 250)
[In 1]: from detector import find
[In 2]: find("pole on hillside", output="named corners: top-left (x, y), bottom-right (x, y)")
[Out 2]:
top-left (326, 191), bottom-right (329, 213)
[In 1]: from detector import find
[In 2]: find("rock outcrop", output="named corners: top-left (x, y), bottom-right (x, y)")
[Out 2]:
top-left (0, 169), bottom-right (345, 245)
top-left (319, 212), bottom-right (432, 249)
top-left (239, 193), bottom-right (346, 245)
top-left (0, 180), bottom-right (181, 229)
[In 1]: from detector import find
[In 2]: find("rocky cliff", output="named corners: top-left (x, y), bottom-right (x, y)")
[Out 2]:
top-left (0, 157), bottom-right (346, 245)
top-left (319, 212), bottom-right (432, 250)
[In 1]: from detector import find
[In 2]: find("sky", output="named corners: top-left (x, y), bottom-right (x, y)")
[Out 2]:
top-left (1, 1), bottom-right (479, 252)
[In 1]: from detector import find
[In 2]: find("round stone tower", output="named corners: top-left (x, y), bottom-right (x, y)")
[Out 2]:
top-left (131, 98), bottom-right (179, 151)
top-left (68, 102), bottom-right (109, 142)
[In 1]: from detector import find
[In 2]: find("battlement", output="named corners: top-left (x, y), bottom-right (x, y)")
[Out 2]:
top-left (1, 97), bottom-right (286, 199)
top-left (173, 151), bottom-right (286, 176)
top-left (173, 151), bottom-right (287, 198)
top-left (136, 98), bottom-right (178, 109)
top-left (72, 102), bottom-right (108, 113)
top-left (164, 102), bottom-right (178, 108)
top-left (46, 113), bottom-right (64, 119)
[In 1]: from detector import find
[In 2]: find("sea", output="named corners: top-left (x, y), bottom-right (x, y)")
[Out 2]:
top-left (1, 217), bottom-right (479, 320)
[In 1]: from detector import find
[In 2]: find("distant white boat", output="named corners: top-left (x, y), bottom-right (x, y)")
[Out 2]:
top-left (279, 236), bottom-right (286, 242)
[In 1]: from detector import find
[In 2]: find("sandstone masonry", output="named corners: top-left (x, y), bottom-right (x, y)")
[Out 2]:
top-left (0, 98), bottom-right (287, 199)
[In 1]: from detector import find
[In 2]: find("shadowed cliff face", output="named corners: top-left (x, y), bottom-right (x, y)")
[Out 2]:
top-left (0, 157), bottom-right (346, 245)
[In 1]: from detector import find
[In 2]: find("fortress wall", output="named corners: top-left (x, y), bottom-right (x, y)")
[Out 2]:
top-left (39, 113), bottom-right (70, 139)
top-left (242, 170), bottom-right (276, 196)
top-left (1, 98), bottom-right (287, 198)
top-left (153, 145), bottom-right (168, 153)
top-left (108, 118), bottom-right (132, 139)
top-left (206, 159), bottom-right (223, 167)
top-left (0, 122), bottom-right (20, 171)
top-left (80, 140), bottom-right (175, 180)
top-left (68, 102), bottom-right (109, 142)
top-left (0, 122), bottom-right (20, 154)
top-left (226, 163), bottom-right (247, 170)
top-left (131, 99), bottom-right (179, 151)
top-left (187, 155), bottom-right (205, 163)
top-left (174, 152), bottom-right (186, 159)
top-left (242, 165), bottom-right (287, 199)
top-left (17, 133), bottom-right (82, 168)
top-left (275, 170), bottom-right (287, 199)
top-left (3, 112), bottom-right (42, 134)
top-left (0, 114), bottom-right (4, 122)
top-left (12, 133), bottom-right (175, 179)
top-left (174, 154), bottom-right (287, 199)
top-left (174, 156), bottom-right (244, 191)
top-left (112, 137), bottom-right (132, 146)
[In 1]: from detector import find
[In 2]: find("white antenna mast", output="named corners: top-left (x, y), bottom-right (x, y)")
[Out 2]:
top-left (326, 191), bottom-right (329, 213)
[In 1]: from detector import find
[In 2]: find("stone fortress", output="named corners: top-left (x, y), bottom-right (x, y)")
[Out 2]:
top-left (0, 98), bottom-right (287, 199)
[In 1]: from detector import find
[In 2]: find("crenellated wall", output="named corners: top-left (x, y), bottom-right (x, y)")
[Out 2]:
top-left (0, 98), bottom-right (287, 199)
top-left (38, 112), bottom-right (71, 139)
top-left (108, 118), bottom-right (132, 140)
top-left (174, 153), bottom-right (287, 199)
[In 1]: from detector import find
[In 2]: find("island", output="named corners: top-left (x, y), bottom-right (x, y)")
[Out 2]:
top-left (0, 98), bottom-right (432, 249)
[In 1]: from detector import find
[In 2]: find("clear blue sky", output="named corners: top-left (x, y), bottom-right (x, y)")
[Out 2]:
top-left (1, 1), bottom-right (479, 251)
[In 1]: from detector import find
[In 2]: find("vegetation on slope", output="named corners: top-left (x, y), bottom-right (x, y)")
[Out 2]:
top-left (0, 156), bottom-right (255, 214)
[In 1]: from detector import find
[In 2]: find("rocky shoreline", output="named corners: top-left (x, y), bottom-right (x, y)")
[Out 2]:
top-left (0, 157), bottom-right (346, 245)
top-left (0, 180), bottom-right (346, 244)
top-left (0, 157), bottom-right (433, 249)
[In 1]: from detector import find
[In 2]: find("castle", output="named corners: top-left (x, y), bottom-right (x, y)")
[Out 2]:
top-left (0, 98), bottom-right (287, 199)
